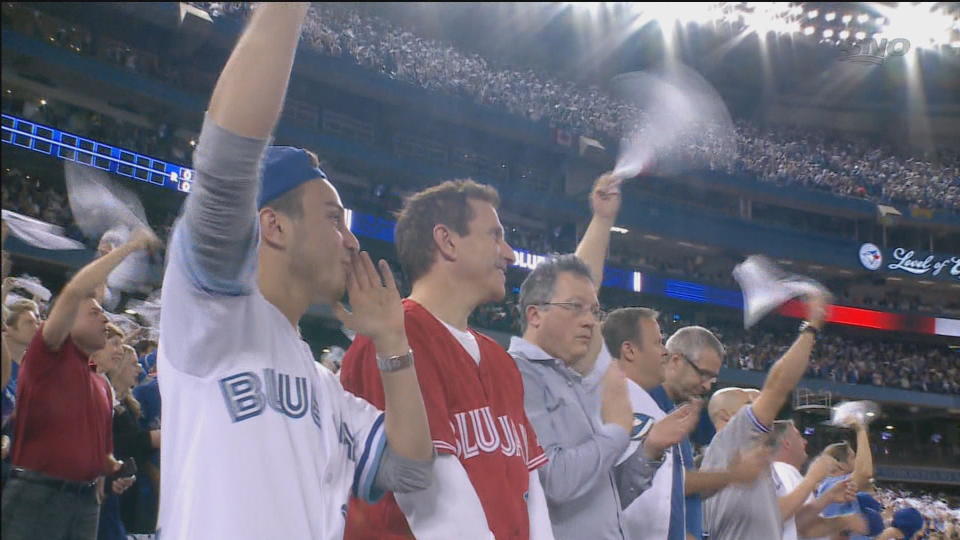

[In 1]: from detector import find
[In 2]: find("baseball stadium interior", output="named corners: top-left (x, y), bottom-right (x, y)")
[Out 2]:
top-left (1, 2), bottom-right (958, 539)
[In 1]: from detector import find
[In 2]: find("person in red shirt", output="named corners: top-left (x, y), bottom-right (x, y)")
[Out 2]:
top-left (1, 228), bottom-right (159, 540)
top-left (340, 180), bottom-right (553, 540)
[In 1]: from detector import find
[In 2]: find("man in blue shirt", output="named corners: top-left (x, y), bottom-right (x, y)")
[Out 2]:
top-left (658, 326), bottom-right (770, 539)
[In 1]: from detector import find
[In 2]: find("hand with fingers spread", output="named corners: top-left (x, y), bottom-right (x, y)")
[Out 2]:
top-left (334, 252), bottom-right (409, 359)
top-left (644, 399), bottom-right (703, 459)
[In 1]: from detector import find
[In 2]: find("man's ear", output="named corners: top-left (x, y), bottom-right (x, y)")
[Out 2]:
top-left (525, 304), bottom-right (542, 331)
top-left (259, 208), bottom-right (290, 249)
top-left (434, 224), bottom-right (457, 262)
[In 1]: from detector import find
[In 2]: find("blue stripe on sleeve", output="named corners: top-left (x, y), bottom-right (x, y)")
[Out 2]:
top-left (746, 406), bottom-right (771, 433)
top-left (353, 413), bottom-right (387, 503)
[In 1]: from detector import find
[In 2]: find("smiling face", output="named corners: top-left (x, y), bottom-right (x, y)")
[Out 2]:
top-left (450, 199), bottom-right (516, 304)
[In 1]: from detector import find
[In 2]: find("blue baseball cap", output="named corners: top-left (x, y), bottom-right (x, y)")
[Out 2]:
top-left (861, 508), bottom-right (885, 537)
top-left (258, 146), bottom-right (327, 209)
top-left (892, 507), bottom-right (924, 539)
top-left (857, 492), bottom-right (883, 513)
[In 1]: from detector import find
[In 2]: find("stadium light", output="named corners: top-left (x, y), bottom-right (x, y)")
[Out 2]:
top-left (839, 30), bottom-right (850, 40)
top-left (841, 14), bottom-right (853, 24)
top-left (855, 31), bottom-right (866, 40)
top-left (857, 13), bottom-right (869, 24)
top-left (875, 16), bottom-right (886, 25)
top-left (823, 28), bottom-right (834, 38)
top-left (825, 12), bottom-right (836, 21)
top-left (879, 3), bottom-right (956, 49)
top-left (803, 26), bottom-right (815, 35)
top-left (806, 9), bottom-right (818, 19)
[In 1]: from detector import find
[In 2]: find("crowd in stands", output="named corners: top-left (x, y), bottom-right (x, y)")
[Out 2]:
top-left (3, 5), bottom-right (959, 540)
top-left (468, 288), bottom-right (960, 396)
top-left (190, 2), bottom-right (959, 211)
top-left (872, 484), bottom-right (960, 540)
top-left (722, 329), bottom-right (960, 395)
top-left (5, 2), bottom-right (959, 213)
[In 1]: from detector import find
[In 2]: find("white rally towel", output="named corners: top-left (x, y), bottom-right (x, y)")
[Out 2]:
top-left (64, 161), bottom-right (160, 295)
top-left (733, 255), bottom-right (827, 328)
top-left (1, 209), bottom-right (86, 250)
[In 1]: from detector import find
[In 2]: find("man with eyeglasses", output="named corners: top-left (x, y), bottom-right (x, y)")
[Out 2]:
top-left (647, 326), bottom-right (770, 540)
top-left (509, 173), bottom-right (665, 539)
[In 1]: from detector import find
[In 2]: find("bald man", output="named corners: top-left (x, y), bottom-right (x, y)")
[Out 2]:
top-left (701, 292), bottom-right (830, 540)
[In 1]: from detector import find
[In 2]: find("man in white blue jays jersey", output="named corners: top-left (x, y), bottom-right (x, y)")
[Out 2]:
top-left (157, 4), bottom-right (434, 539)
top-left (600, 308), bottom-right (703, 540)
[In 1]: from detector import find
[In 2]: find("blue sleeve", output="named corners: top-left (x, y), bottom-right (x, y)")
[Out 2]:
top-left (352, 413), bottom-right (388, 503)
top-left (176, 114), bottom-right (269, 296)
top-left (133, 381), bottom-right (161, 431)
top-left (818, 474), bottom-right (858, 517)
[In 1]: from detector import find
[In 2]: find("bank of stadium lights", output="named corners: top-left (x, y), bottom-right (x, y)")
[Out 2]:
top-left (876, 2), bottom-right (958, 50)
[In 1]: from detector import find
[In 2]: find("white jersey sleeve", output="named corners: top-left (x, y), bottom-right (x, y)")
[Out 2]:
top-left (324, 368), bottom-right (388, 504)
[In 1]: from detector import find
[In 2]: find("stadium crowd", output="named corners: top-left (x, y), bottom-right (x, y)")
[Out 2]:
top-left (5, 2), bottom-right (959, 212)
top-left (188, 2), bottom-right (959, 211)
top-left (1, 5), bottom-right (958, 540)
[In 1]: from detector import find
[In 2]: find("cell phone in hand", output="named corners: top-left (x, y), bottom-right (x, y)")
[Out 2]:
top-left (117, 458), bottom-right (137, 478)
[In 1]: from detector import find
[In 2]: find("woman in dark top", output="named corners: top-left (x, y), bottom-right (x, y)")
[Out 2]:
top-left (98, 345), bottom-right (160, 540)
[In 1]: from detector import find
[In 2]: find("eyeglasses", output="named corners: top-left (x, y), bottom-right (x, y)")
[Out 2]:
top-left (680, 353), bottom-right (719, 383)
top-left (538, 302), bottom-right (605, 321)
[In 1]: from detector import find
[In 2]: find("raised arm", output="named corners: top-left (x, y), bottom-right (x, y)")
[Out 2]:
top-left (180, 3), bottom-right (309, 292)
top-left (850, 422), bottom-right (874, 491)
top-left (751, 292), bottom-right (830, 427)
top-left (43, 229), bottom-right (160, 350)
top-left (575, 172), bottom-right (622, 289)
top-left (779, 455), bottom-right (838, 522)
top-left (573, 172), bottom-right (622, 373)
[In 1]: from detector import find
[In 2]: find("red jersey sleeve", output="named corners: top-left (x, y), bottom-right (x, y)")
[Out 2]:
top-left (339, 311), bottom-right (458, 457)
top-left (522, 416), bottom-right (548, 471)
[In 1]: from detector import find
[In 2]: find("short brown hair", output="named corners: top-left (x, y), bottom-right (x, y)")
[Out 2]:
top-left (601, 307), bottom-right (660, 359)
top-left (395, 179), bottom-right (500, 285)
top-left (5, 299), bottom-right (39, 328)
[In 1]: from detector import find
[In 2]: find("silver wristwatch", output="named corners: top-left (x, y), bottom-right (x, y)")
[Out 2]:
top-left (377, 350), bottom-right (414, 372)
